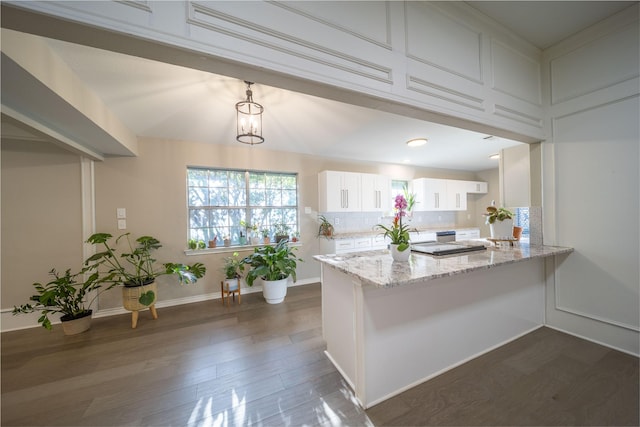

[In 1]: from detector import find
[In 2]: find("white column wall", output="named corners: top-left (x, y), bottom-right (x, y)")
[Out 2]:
top-left (542, 5), bottom-right (639, 355)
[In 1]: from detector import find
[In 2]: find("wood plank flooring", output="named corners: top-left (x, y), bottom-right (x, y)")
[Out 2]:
top-left (2, 283), bottom-right (638, 426)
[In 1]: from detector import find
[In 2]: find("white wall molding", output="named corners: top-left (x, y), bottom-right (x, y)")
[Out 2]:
top-left (188, 2), bottom-right (393, 84)
top-left (406, 75), bottom-right (484, 112)
top-left (490, 39), bottom-right (542, 106)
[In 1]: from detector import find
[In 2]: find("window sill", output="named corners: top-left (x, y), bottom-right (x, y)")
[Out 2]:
top-left (184, 241), bottom-right (303, 256)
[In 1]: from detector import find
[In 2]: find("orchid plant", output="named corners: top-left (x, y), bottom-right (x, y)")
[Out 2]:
top-left (376, 194), bottom-right (412, 252)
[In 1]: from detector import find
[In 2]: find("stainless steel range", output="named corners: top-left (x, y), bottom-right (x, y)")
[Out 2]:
top-left (411, 241), bottom-right (486, 256)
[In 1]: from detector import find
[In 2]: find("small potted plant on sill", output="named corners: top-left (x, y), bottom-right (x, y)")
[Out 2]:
top-left (242, 240), bottom-right (303, 304)
top-left (483, 205), bottom-right (515, 239)
top-left (85, 232), bottom-right (206, 328)
top-left (222, 252), bottom-right (244, 291)
top-left (261, 228), bottom-right (270, 245)
top-left (12, 267), bottom-right (113, 335)
top-left (274, 223), bottom-right (290, 243)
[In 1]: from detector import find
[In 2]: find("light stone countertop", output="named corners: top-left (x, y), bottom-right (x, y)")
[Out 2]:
top-left (313, 242), bottom-right (573, 288)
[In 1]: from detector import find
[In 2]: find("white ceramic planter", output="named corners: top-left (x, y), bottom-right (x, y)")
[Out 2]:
top-left (390, 243), bottom-right (411, 262)
top-left (262, 277), bottom-right (288, 304)
top-left (490, 218), bottom-right (514, 239)
top-left (224, 277), bottom-right (239, 291)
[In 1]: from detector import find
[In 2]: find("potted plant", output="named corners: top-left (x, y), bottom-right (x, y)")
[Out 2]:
top-left (483, 205), bottom-right (515, 239)
top-left (85, 233), bottom-right (206, 327)
top-left (274, 223), bottom-right (290, 243)
top-left (222, 252), bottom-right (244, 291)
top-left (261, 228), bottom-right (270, 244)
top-left (317, 215), bottom-right (334, 237)
top-left (376, 195), bottom-right (414, 261)
top-left (12, 267), bottom-right (113, 335)
top-left (242, 240), bottom-right (303, 304)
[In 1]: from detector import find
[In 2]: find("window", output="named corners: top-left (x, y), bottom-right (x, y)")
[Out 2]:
top-left (514, 207), bottom-right (529, 238)
top-left (187, 168), bottom-right (298, 245)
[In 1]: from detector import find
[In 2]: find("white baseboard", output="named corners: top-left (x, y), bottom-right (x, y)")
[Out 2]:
top-left (1, 277), bottom-right (320, 332)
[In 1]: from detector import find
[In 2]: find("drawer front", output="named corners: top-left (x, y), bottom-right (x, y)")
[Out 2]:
top-left (353, 237), bottom-right (372, 249)
top-left (335, 239), bottom-right (355, 252)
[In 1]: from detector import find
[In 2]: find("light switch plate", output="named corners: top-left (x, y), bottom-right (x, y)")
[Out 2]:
top-left (117, 208), bottom-right (126, 219)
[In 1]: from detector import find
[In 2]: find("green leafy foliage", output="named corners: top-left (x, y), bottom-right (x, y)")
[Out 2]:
top-left (12, 268), bottom-right (113, 330)
top-left (222, 252), bottom-right (245, 279)
top-left (483, 206), bottom-right (514, 224)
top-left (242, 240), bottom-right (303, 286)
top-left (85, 232), bottom-right (206, 305)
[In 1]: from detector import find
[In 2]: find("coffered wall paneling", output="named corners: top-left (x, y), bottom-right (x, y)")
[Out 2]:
top-left (4, 0), bottom-right (546, 142)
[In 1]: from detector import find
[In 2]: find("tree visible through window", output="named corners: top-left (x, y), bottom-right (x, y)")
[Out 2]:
top-left (187, 168), bottom-right (298, 246)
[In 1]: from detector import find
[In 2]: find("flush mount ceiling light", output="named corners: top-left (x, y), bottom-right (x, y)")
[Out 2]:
top-left (236, 81), bottom-right (264, 145)
top-left (406, 138), bottom-right (428, 147)
top-left (489, 153), bottom-right (500, 160)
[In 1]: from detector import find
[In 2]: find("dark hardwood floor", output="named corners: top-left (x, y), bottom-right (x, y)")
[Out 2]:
top-left (2, 283), bottom-right (638, 426)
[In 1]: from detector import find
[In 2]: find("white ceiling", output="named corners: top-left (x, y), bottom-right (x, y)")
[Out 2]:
top-left (3, 1), bottom-right (635, 172)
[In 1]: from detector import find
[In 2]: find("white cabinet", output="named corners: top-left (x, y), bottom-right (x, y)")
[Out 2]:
top-left (446, 180), bottom-right (468, 211)
top-left (319, 171), bottom-right (390, 213)
top-left (464, 181), bottom-right (488, 194)
top-left (361, 173), bottom-right (391, 212)
top-left (318, 171), bottom-right (361, 212)
top-left (412, 178), bottom-right (474, 211)
top-left (320, 236), bottom-right (389, 254)
top-left (455, 229), bottom-right (480, 241)
top-left (412, 178), bottom-right (448, 211)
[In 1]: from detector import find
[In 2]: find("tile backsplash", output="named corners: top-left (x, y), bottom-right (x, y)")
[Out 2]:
top-left (320, 211), bottom-right (459, 234)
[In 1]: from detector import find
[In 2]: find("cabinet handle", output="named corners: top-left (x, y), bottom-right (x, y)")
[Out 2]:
top-left (435, 193), bottom-right (439, 209)
top-left (456, 193), bottom-right (460, 208)
top-left (345, 190), bottom-right (348, 208)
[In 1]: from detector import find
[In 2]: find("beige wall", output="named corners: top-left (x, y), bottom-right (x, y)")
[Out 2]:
top-left (1, 139), bottom-right (84, 309)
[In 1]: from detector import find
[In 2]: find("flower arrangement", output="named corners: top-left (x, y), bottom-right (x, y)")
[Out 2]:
top-left (376, 194), bottom-right (412, 252)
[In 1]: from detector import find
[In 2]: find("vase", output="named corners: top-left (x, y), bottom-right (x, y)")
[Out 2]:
top-left (60, 310), bottom-right (92, 335)
top-left (262, 277), bottom-right (288, 304)
top-left (390, 243), bottom-right (411, 262)
top-left (490, 219), bottom-right (514, 239)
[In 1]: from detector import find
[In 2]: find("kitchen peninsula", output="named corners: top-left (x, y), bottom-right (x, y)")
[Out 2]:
top-left (314, 243), bottom-right (573, 408)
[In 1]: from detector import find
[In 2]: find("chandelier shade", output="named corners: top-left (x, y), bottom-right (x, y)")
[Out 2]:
top-left (236, 81), bottom-right (264, 145)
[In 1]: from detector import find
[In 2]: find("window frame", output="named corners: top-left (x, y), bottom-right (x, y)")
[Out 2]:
top-left (186, 166), bottom-right (299, 249)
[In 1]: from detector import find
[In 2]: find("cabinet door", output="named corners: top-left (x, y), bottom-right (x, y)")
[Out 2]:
top-left (446, 180), bottom-right (467, 211)
top-left (341, 172), bottom-right (361, 212)
top-left (318, 171), bottom-right (361, 212)
top-left (412, 178), bottom-right (447, 211)
top-left (465, 181), bottom-right (488, 194)
top-left (361, 173), bottom-right (390, 211)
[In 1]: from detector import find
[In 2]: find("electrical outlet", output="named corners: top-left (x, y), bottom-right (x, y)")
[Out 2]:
top-left (117, 208), bottom-right (126, 219)
top-left (334, 217), bottom-right (340, 225)
top-left (118, 219), bottom-right (127, 230)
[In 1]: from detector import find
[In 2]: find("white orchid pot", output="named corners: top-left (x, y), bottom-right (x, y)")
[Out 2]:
top-left (390, 243), bottom-right (411, 262)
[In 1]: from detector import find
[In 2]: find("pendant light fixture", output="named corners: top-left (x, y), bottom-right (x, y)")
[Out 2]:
top-left (236, 81), bottom-right (264, 145)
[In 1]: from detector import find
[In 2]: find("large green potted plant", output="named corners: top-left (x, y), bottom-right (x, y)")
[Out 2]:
top-left (85, 233), bottom-right (206, 326)
top-left (242, 240), bottom-right (303, 304)
top-left (12, 267), bottom-right (113, 335)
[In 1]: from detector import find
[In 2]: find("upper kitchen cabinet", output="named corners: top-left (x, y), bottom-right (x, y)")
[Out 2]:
top-left (318, 171), bottom-right (391, 213)
top-left (361, 173), bottom-right (391, 212)
top-left (413, 178), bottom-right (448, 211)
top-left (318, 171), bottom-right (362, 212)
top-left (464, 181), bottom-right (489, 194)
top-left (412, 178), bottom-right (487, 211)
top-left (8, 2), bottom-right (544, 143)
